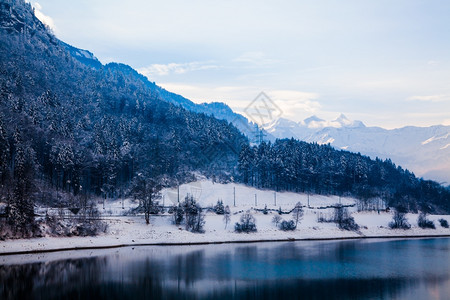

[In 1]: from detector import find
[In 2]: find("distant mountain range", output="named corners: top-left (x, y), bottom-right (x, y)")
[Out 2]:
top-left (263, 115), bottom-right (450, 185)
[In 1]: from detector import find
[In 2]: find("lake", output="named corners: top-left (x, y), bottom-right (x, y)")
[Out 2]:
top-left (1, 238), bottom-right (450, 299)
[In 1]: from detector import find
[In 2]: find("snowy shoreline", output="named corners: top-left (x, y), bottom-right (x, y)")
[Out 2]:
top-left (2, 233), bottom-right (450, 257)
top-left (2, 213), bottom-right (450, 256)
top-left (2, 181), bottom-right (450, 256)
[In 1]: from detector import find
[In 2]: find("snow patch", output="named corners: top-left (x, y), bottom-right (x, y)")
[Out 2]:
top-left (77, 49), bottom-right (94, 59)
top-left (422, 133), bottom-right (450, 145)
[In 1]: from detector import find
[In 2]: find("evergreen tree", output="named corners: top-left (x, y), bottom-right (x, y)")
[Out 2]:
top-left (0, 113), bottom-right (10, 184)
top-left (8, 129), bottom-right (37, 237)
top-left (214, 199), bottom-right (225, 214)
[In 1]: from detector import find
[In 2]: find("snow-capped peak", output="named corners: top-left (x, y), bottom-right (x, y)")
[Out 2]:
top-left (263, 117), bottom-right (298, 134)
top-left (333, 113), bottom-right (351, 125)
top-left (299, 114), bottom-right (365, 129)
top-left (331, 113), bottom-right (365, 128)
top-left (301, 115), bottom-right (326, 129)
top-left (303, 115), bottom-right (325, 125)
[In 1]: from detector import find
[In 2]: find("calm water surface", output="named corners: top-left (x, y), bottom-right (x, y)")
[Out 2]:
top-left (1, 238), bottom-right (450, 299)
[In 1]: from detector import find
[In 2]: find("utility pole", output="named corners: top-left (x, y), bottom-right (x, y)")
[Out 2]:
top-left (255, 194), bottom-right (257, 206)
top-left (253, 125), bottom-right (267, 144)
top-left (233, 187), bottom-right (236, 207)
top-left (307, 192), bottom-right (310, 208)
top-left (177, 184), bottom-right (180, 203)
top-left (274, 192), bottom-right (276, 206)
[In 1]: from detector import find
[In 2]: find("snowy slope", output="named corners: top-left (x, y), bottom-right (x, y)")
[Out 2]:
top-left (161, 180), bottom-right (356, 209)
top-left (264, 115), bottom-right (450, 184)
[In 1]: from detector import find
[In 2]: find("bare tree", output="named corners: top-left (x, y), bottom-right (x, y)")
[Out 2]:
top-left (417, 212), bottom-right (435, 229)
top-left (333, 203), bottom-right (359, 231)
top-left (223, 205), bottom-right (231, 229)
top-left (133, 175), bottom-right (161, 225)
top-left (235, 210), bottom-right (257, 233)
top-left (272, 215), bottom-right (282, 227)
top-left (389, 206), bottom-right (411, 229)
top-left (292, 202), bottom-right (304, 226)
top-left (333, 204), bottom-right (349, 226)
top-left (192, 207), bottom-right (206, 233)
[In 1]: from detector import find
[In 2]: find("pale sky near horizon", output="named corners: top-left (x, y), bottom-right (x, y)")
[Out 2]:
top-left (31, 0), bottom-right (450, 129)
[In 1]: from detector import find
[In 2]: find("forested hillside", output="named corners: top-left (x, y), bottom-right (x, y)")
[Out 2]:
top-left (63, 41), bottom-right (256, 138)
top-left (239, 139), bottom-right (450, 213)
top-left (0, 0), bottom-right (247, 234)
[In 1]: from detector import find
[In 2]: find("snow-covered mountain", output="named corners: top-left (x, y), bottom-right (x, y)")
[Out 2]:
top-left (61, 45), bottom-right (261, 139)
top-left (264, 115), bottom-right (450, 185)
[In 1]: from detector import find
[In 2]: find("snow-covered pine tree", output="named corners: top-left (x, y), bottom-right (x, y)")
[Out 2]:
top-left (8, 129), bottom-right (37, 237)
top-left (214, 199), bottom-right (224, 214)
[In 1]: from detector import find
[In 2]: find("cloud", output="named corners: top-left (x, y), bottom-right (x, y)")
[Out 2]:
top-left (157, 83), bottom-right (257, 105)
top-left (157, 84), bottom-right (321, 123)
top-left (233, 52), bottom-right (279, 66)
top-left (267, 90), bottom-right (321, 118)
top-left (407, 94), bottom-right (450, 102)
top-left (443, 119), bottom-right (450, 126)
top-left (138, 61), bottom-right (219, 77)
top-left (31, 2), bottom-right (56, 31)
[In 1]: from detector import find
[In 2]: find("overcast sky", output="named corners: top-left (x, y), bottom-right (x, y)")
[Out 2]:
top-left (32, 0), bottom-right (450, 128)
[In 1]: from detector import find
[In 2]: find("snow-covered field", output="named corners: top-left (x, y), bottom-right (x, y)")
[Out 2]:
top-left (1, 180), bottom-right (450, 255)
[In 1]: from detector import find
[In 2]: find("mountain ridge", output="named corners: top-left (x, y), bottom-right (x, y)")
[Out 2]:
top-left (62, 43), bottom-right (260, 139)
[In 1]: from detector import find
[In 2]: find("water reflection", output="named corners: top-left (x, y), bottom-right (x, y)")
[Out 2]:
top-left (1, 238), bottom-right (450, 299)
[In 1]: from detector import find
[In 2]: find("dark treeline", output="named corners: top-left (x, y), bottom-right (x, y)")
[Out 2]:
top-left (238, 139), bottom-right (450, 213)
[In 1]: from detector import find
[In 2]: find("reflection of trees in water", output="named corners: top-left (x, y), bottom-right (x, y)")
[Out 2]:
top-left (1, 240), bottom-right (450, 299)
top-left (120, 249), bottom-right (207, 297)
top-left (235, 246), bottom-right (258, 261)
top-left (0, 257), bottom-right (107, 300)
top-left (335, 241), bottom-right (357, 261)
top-left (174, 250), bottom-right (205, 286)
top-left (0, 263), bottom-right (40, 300)
top-left (210, 251), bottom-right (233, 281)
top-left (179, 277), bottom-right (436, 300)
